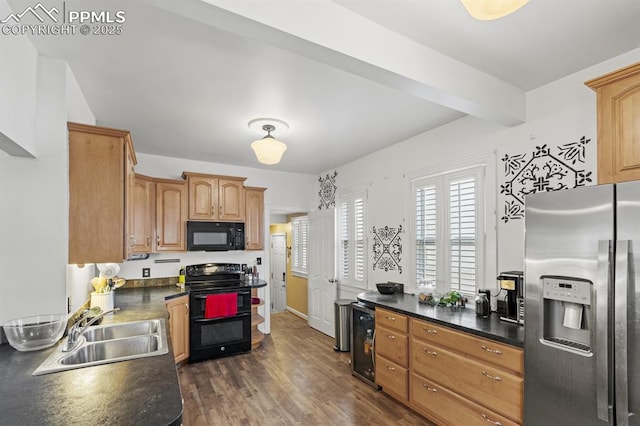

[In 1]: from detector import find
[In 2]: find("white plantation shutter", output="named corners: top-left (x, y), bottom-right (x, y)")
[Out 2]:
top-left (336, 192), bottom-right (367, 288)
top-left (338, 202), bottom-right (349, 280)
top-left (416, 185), bottom-right (437, 284)
top-left (292, 216), bottom-right (309, 275)
top-left (449, 178), bottom-right (476, 294)
top-left (414, 167), bottom-right (483, 296)
top-left (354, 198), bottom-right (365, 282)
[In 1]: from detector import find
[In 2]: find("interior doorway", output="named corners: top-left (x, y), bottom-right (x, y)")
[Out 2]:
top-left (270, 233), bottom-right (287, 313)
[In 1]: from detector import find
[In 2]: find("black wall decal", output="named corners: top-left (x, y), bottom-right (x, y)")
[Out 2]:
top-left (500, 136), bottom-right (593, 223)
top-left (372, 225), bottom-right (403, 273)
top-left (318, 171), bottom-right (337, 209)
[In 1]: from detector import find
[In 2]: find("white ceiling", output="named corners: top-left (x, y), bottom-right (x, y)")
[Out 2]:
top-left (8, 0), bottom-right (640, 174)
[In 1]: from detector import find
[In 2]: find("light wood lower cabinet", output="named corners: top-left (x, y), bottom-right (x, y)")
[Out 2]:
top-left (166, 295), bottom-right (189, 364)
top-left (375, 355), bottom-right (408, 401)
top-left (410, 373), bottom-right (519, 426)
top-left (411, 338), bottom-right (523, 423)
top-left (375, 308), bottom-right (409, 402)
top-left (375, 313), bottom-right (524, 425)
top-left (376, 325), bottom-right (409, 366)
top-left (409, 318), bottom-right (524, 425)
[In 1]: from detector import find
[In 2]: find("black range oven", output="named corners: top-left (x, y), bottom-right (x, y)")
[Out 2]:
top-left (186, 263), bottom-right (252, 362)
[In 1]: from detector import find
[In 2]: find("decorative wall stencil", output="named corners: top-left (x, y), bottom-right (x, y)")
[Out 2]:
top-left (318, 170), bottom-right (338, 209)
top-left (500, 136), bottom-right (593, 223)
top-left (372, 225), bottom-right (403, 273)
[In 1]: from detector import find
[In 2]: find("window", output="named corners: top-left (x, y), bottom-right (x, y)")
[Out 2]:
top-left (337, 191), bottom-right (367, 288)
top-left (291, 216), bottom-right (309, 276)
top-left (414, 166), bottom-right (484, 296)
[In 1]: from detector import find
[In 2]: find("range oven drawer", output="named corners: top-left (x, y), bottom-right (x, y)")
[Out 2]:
top-left (189, 313), bottom-right (252, 362)
top-left (190, 290), bottom-right (251, 319)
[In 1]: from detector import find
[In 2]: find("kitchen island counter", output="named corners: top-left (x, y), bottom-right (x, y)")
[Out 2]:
top-left (0, 286), bottom-right (184, 426)
top-left (357, 291), bottom-right (524, 348)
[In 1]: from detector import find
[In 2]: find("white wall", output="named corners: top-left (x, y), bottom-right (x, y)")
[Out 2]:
top-left (0, 0), bottom-right (37, 157)
top-left (333, 48), bottom-right (640, 301)
top-left (0, 21), bottom-right (95, 326)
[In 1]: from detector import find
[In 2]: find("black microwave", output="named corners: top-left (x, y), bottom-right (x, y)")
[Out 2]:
top-left (187, 221), bottom-right (245, 251)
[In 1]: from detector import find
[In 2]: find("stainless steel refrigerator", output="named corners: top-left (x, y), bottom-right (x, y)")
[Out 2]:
top-left (524, 181), bottom-right (640, 425)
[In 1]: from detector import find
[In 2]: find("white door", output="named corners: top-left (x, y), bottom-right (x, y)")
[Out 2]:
top-left (308, 208), bottom-right (337, 337)
top-left (270, 233), bottom-right (287, 313)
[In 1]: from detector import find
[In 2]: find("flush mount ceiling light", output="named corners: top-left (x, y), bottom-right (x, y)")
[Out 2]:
top-left (248, 118), bottom-right (289, 165)
top-left (461, 0), bottom-right (529, 20)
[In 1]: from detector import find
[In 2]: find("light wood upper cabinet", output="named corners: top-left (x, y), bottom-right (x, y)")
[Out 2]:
top-left (68, 122), bottom-right (137, 264)
top-left (245, 187), bottom-right (266, 250)
top-left (586, 62), bottom-right (640, 184)
top-left (182, 172), bottom-right (246, 222)
top-left (155, 179), bottom-right (187, 252)
top-left (166, 295), bottom-right (190, 364)
top-left (131, 174), bottom-right (155, 254)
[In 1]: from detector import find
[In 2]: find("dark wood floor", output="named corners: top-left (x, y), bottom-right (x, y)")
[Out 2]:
top-left (178, 311), bottom-right (433, 425)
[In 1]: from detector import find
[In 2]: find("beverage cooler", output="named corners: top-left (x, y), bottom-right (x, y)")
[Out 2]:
top-left (351, 302), bottom-right (380, 389)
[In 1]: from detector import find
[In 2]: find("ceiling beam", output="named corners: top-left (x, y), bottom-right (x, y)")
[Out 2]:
top-left (145, 0), bottom-right (526, 127)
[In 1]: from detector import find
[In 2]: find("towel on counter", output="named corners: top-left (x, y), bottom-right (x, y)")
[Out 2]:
top-left (205, 293), bottom-right (238, 319)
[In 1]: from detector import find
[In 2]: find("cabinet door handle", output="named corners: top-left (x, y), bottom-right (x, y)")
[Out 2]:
top-left (423, 328), bottom-right (438, 334)
top-left (386, 365), bottom-right (396, 371)
top-left (386, 334), bottom-right (396, 340)
top-left (481, 414), bottom-right (502, 425)
top-left (185, 304), bottom-right (189, 315)
top-left (385, 316), bottom-right (396, 321)
top-left (423, 384), bottom-right (438, 393)
top-left (481, 345), bottom-right (503, 355)
top-left (146, 236), bottom-right (150, 245)
top-left (481, 371), bottom-right (503, 381)
top-left (156, 235), bottom-right (160, 245)
top-left (211, 206), bottom-right (214, 216)
top-left (423, 348), bottom-right (438, 356)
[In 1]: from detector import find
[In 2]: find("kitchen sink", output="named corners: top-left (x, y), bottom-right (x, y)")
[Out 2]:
top-left (59, 335), bottom-right (161, 365)
top-left (33, 319), bottom-right (168, 376)
top-left (82, 319), bottom-right (161, 342)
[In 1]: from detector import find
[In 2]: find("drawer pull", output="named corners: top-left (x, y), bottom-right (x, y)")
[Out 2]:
top-left (423, 348), bottom-right (438, 356)
top-left (423, 384), bottom-right (438, 393)
top-left (481, 345), bottom-right (503, 355)
top-left (385, 316), bottom-right (396, 321)
top-left (481, 371), bottom-right (503, 381)
top-left (481, 414), bottom-right (502, 425)
top-left (423, 328), bottom-right (438, 334)
top-left (386, 334), bottom-right (396, 340)
top-left (386, 365), bottom-right (396, 372)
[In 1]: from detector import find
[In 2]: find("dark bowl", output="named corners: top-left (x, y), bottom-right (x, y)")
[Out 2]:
top-left (376, 283), bottom-right (397, 294)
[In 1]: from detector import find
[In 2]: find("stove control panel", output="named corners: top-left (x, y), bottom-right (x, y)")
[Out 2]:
top-left (186, 263), bottom-right (241, 278)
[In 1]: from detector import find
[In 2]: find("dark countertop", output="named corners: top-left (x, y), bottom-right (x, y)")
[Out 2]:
top-left (357, 291), bottom-right (524, 348)
top-left (0, 286), bottom-right (185, 426)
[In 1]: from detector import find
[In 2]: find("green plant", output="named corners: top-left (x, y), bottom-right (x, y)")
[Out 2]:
top-left (438, 291), bottom-right (463, 306)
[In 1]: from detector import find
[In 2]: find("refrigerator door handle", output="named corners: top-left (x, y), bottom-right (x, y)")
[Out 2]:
top-left (615, 240), bottom-right (630, 426)
top-left (596, 240), bottom-right (612, 422)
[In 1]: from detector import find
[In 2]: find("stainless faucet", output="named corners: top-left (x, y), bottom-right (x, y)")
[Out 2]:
top-left (62, 308), bottom-right (121, 352)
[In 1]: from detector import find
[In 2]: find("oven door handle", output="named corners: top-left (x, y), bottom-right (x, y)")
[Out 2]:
top-left (193, 290), bottom-right (251, 300)
top-left (193, 312), bottom-right (251, 323)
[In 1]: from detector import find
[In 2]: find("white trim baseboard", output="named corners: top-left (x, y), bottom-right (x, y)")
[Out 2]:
top-left (286, 306), bottom-right (308, 320)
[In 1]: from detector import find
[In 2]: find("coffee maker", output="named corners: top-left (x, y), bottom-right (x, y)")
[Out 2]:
top-left (497, 271), bottom-right (524, 325)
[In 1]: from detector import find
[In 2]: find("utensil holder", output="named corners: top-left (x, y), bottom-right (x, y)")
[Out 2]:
top-left (90, 291), bottom-right (115, 313)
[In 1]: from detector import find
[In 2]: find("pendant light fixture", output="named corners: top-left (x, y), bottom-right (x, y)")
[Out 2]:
top-left (248, 118), bottom-right (289, 165)
top-left (461, 0), bottom-right (529, 20)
